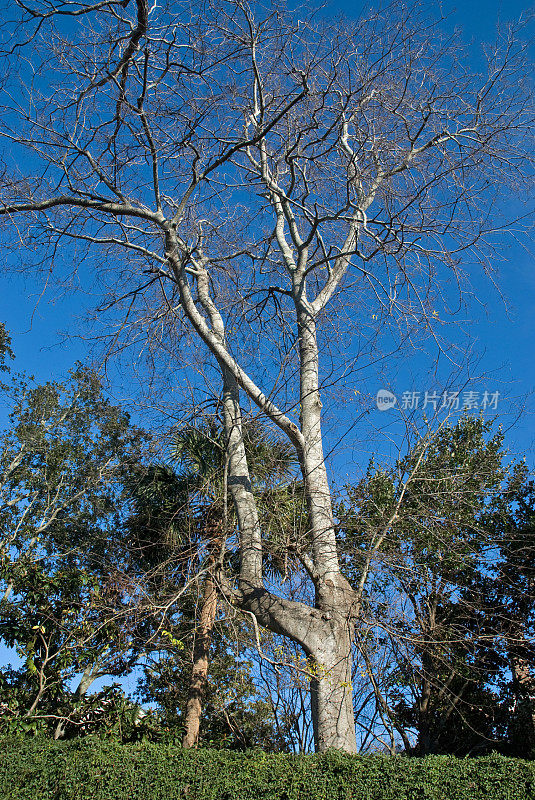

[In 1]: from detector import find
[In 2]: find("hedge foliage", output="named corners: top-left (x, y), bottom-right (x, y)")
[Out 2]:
top-left (1, 736), bottom-right (534, 800)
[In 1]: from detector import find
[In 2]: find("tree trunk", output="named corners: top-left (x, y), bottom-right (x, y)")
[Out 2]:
top-left (294, 305), bottom-right (358, 752)
top-left (308, 620), bottom-right (357, 752)
top-left (182, 568), bottom-right (218, 748)
top-left (171, 244), bottom-right (358, 752)
top-left (53, 662), bottom-right (101, 740)
top-left (182, 506), bottom-right (224, 749)
top-left (417, 651), bottom-right (434, 755)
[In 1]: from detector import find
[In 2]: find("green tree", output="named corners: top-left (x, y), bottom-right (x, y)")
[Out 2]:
top-left (0, 356), bottom-right (150, 737)
top-left (339, 417), bottom-right (513, 755)
top-left (482, 465), bottom-right (535, 757)
top-left (0, 323), bottom-right (14, 372)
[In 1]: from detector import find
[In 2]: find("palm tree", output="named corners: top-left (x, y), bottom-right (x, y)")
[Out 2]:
top-left (128, 414), bottom-right (299, 748)
top-left (171, 416), bottom-right (297, 748)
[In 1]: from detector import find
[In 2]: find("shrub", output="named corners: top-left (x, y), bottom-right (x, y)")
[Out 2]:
top-left (0, 736), bottom-right (534, 800)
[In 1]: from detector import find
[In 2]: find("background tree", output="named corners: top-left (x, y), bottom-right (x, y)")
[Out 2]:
top-left (0, 354), bottom-right (150, 736)
top-left (482, 465), bottom-right (535, 757)
top-left (0, 323), bottom-right (14, 372)
top-left (340, 417), bottom-right (535, 756)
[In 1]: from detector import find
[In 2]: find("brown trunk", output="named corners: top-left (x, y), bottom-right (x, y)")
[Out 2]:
top-left (182, 570), bottom-right (218, 747)
top-left (182, 522), bottom-right (223, 749)
top-left (417, 649), bottom-right (434, 755)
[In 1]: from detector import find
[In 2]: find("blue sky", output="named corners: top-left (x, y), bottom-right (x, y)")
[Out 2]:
top-left (1, 0), bottom-right (532, 366)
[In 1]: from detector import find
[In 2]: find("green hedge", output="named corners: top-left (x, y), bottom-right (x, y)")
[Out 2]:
top-left (1, 737), bottom-right (534, 800)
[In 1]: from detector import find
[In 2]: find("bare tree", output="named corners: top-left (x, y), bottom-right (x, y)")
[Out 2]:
top-left (0, 0), bottom-right (532, 751)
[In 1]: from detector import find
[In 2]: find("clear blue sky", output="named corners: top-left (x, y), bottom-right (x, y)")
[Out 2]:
top-left (0, 0), bottom-right (533, 451)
